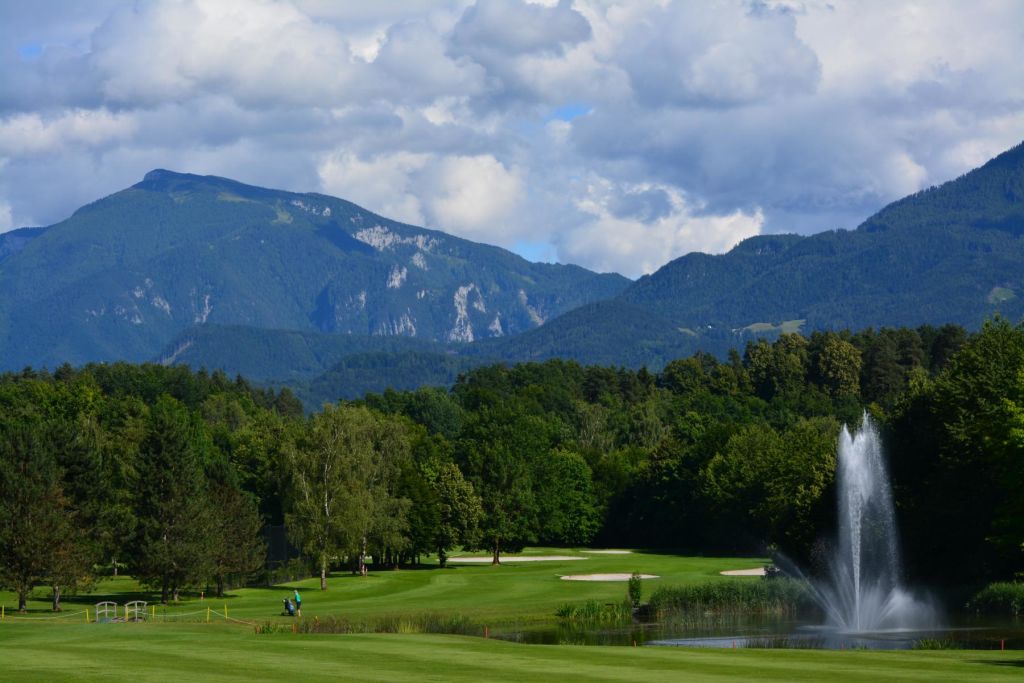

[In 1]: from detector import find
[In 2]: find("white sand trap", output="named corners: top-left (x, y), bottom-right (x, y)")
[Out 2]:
top-left (448, 555), bottom-right (587, 563)
top-left (720, 568), bottom-right (766, 576)
top-left (561, 573), bottom-right (658, 581)
top-left (579, 549), bottom-right (632, 555)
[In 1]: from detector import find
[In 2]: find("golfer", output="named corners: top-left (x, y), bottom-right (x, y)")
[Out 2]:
top-left (294, 589), bottom-right (302, 617)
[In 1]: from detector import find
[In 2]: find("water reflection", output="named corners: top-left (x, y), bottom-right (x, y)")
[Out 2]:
top-left (493, 615), bottom-right (1024, 650)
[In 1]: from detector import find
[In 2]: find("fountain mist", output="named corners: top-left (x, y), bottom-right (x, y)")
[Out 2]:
top-left (811, 413), bottom-right (938, 632)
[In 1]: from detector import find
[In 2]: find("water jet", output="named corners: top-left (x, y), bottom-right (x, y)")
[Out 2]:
top-left (809, 413), bottom-right (938, 632)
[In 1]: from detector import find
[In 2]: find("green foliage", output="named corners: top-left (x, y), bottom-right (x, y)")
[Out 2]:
top-left (292, 612), bottom-right (482, 636)
top-left (890, 317), bottom-right (1024, 580)
top-left (284, 405), bottom-right (412, 584)
top-left (555, 599), bottom-right (632, 623)
top-left (132, 396), bottom-right (217, 603)
top-left (0, 419), bottom-right (91, 611)
top-left (3, 313), bottom-right (1022, 594)
top-left (647, 578), bottom-right (814, 616)
top-left (627, 572), bottom-right (643, 608)
top-left (966, 582), bottom-right (1024, 616)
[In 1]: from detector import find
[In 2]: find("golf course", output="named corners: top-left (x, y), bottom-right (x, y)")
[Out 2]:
top-left (2, 550), bottom-right (1023, 681)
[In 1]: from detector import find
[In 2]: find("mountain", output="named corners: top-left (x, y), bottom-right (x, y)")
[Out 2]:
top-left (0, 170), bottom-right (629, 370)
top-left (156, 323), bottom-right (450, 383)
top-left (6, 142), bottom-right (1024, 402)
top-left (139, 141), bottom-right (1024, 405)
top-left (501, 141), bottom-right (1024, 366)
top-left (621, 142), bottom-right (1024, 330)
top-left (0, 227), bottom-right (45, 264)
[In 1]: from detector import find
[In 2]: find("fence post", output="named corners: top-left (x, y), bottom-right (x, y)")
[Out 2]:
top-left (85, 609), bottom-right (89, 623)
top-left (207, 607), bottom-right (210, 623)
top-left (224, 603), bottom-right (228, 620)
top-left (2, 605), bottom-right (5, 621)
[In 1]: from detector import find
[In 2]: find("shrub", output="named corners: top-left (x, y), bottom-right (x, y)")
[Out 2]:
top-left (967, 582), bottom-right (1024, 616)
top-left (628, 572), bottom-right (643, 608)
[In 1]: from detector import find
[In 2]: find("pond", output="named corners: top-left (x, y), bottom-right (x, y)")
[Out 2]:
top-left (492, 614), bottom-right (1024, 650)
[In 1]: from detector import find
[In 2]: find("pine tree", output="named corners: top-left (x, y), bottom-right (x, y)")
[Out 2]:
top-left (132, 396), bottom-right (215, 604)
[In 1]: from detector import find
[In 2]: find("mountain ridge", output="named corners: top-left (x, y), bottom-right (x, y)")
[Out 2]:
top-left (0, 170), bottom-right (629, 370)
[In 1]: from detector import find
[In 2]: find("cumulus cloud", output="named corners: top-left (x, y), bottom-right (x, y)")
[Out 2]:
top-left (90, 0), bottom-right (359, 107)
top-left (318, 150), bottom-right (526, 244)
top-left (318, 150), bottom-right (430, 226)
top-left (560, 177), bottom-right (763, 275)
top-left (0, 0), bottom-right (1023, 278)
top-left (0, 108), bottom-right (137, 155)
top-left (424, 154), bottom-right (525, 240)
top-left (0, 200), bottom-right (13, 232)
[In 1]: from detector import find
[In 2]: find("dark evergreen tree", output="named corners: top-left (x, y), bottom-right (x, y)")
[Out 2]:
top-left (132, 396), bottom-right (215, 603)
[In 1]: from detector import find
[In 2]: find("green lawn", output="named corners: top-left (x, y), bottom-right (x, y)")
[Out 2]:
top-left (0, 624), bottom-right (1022, 682)
top-left (1, 549), bottom-right (767, 625)
top-left (5, 551), bottom-right (1018, 681)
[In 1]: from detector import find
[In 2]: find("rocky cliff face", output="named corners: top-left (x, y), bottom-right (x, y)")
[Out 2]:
top-left (0, 170), bottom-right (629, 370)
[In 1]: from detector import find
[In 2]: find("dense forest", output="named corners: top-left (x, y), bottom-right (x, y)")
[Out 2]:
top-left (2, 318), bottom-right (1023, 612)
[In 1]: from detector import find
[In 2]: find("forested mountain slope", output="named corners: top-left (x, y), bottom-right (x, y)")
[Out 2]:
top-left (0, 170), bottom-right (628, 370)
top-left (621, 142), bottom-right (1024, 330)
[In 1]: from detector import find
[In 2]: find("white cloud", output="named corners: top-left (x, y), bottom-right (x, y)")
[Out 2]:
top-left (561, 178), bottom-right (764, 276)
top-left (0, 200), bottom-right (13, 232)
top-left (0, 108), bottom-right (137, 155)
top-left (90, 0), bottom-right (358, 107)
top-left (424, 154), bottom-right (525, 241)
top-left (318, 150), bottom-right (526, 244)
top-left (318, 150), bottom-right (430, 225)
top-left (0, 0), bottom-right (1023, 276)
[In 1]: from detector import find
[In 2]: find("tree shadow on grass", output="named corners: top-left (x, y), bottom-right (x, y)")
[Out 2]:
top-left (973, 658), bottom-right (1024, 667)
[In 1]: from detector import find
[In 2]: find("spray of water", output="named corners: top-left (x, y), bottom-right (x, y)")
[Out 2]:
top-left (808, 413), bottom-right (938, 632)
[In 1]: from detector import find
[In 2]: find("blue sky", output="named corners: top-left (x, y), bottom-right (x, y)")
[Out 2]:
top-left (1, 0), bottom-right (1022, 277)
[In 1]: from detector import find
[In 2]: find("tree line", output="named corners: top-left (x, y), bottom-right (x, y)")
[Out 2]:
top-left (3, 320), bottom-right (1022, 611)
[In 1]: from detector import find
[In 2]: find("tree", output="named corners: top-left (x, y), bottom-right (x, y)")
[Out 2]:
top-left (701, 417), bottom-right (838, 553)
top-left (132, 396), bottom-right (215, 603)
top-left (285, 405), bottom-right (412, 587)
top-left (208, 482), bottom-right (265, 598)
top-left (745, 335), bottom-right (809, 400)
top-left (535, 449), bottom-right (600, 546)
top-left (428, 462), bottom-right (481, 567)
top-left (0, 421), bottom-right (88, 611)
top-left (814, 334), bottom-right (862, 398)
top-left (456, 409), bottom-right (549, 564)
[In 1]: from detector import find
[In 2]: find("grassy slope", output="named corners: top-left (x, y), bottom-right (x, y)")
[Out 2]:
top-left (4, 551), bottom-right (1021, 681)
top-left (1, 625), bottom-right (1022, 682)
top-left (1, 550), bottom-right (766, 624)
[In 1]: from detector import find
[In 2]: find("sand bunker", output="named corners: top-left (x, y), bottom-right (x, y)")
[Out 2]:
top-left (448, 555), bottom-right (587, 563)
top-left (720, 568), bottom-right (766, 576)
top-left (560, 573), bottom-right (658, 581)
top-left (579, 549), bottom-right (632, 555)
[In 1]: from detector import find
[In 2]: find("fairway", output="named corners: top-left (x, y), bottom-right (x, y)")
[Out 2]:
top-left (1, 623), bottom-right (1022, 682)
top-left (1, 550), bottom-right (766, 626)
top-left (3, 551), bottom-right (1022, 681)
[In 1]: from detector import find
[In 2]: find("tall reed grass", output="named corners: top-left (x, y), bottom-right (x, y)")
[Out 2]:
top-left (647, 578), bottom-right (813, 617)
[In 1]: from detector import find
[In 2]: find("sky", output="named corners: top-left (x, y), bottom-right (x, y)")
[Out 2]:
top-left (1, 0), bottom-right (1022, 278)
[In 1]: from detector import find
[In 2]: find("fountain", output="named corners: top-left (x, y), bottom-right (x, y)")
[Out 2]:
top-left (809, 413), bottom-right (938, 632)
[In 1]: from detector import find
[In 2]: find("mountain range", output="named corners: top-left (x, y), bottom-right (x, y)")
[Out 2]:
top-left (0, 169), bottom-right (626, 372)
top-left (2, 141), bottom-right (1022, 405)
